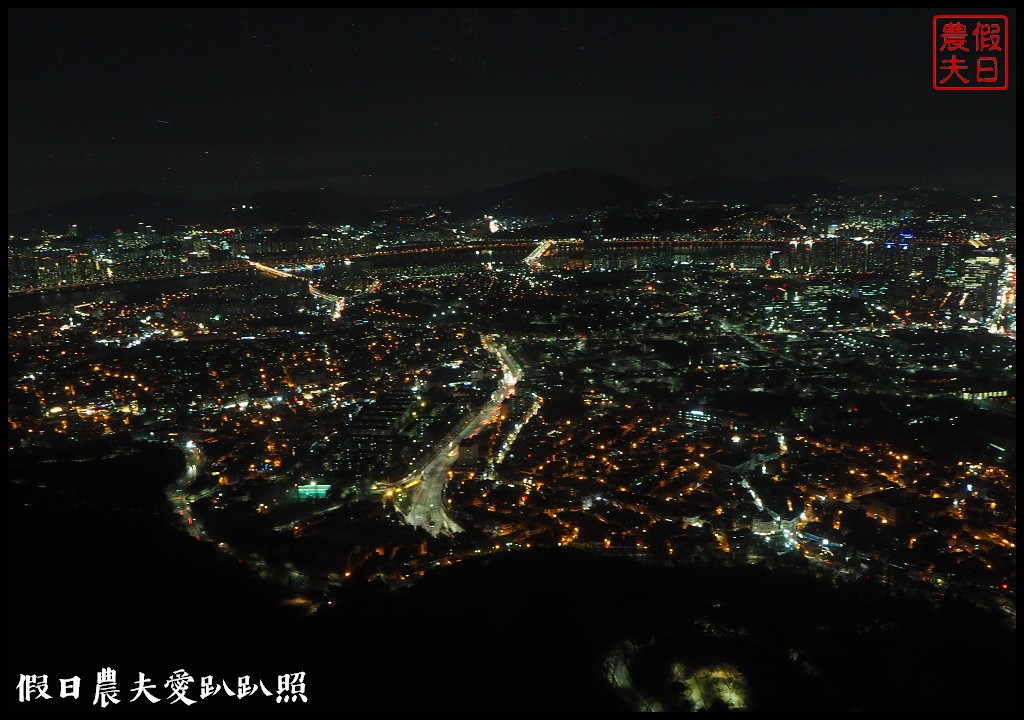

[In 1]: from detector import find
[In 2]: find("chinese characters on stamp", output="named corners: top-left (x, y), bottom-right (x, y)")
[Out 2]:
top-left (934, 15), bottom-right (1008, 90)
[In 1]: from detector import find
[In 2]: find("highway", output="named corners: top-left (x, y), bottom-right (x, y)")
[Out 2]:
top-left (167, 440), bottom-right (208, 541)
top-left (399, 335), bottom-right (523, 536)
top-left (988, 256), bottom-right (1016, 336)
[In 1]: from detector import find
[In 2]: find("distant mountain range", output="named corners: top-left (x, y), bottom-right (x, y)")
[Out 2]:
top-left (9, 169), bottom-right (876, 236)
top-left (7, 189), bottom-right (389, 236)
top-left (663, 175), bottom-right (852, 205)
top-left (441, 168), bottom-right (660, 218)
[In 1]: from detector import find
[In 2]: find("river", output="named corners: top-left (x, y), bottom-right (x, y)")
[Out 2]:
top-left (8, 242), bottom-right (781, 317)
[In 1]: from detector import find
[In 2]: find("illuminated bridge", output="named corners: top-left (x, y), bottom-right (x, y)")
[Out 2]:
top-left (525, 239), bottom-right (558, 266)
top-left (250, 260), bottom-right (346, 317)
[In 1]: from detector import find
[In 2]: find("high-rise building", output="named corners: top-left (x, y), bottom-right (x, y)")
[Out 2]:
top-left (922, 254), bottom-right (939, 281)
top-left (961, 255), bottom-right (1002, 315)
top-left (36, 256), bottom-right (59, 287)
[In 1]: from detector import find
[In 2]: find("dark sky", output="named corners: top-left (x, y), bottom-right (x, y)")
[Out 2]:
top-left (7, 8), bottom-right (1017, 212)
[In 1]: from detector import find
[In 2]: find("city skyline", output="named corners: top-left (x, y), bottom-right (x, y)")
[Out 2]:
top-left (9, 224), bottom-right (1016, 710)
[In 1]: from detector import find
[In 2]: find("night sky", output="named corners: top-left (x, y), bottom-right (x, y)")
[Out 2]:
top-left (7, 8), bottom-right (1017, 213)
